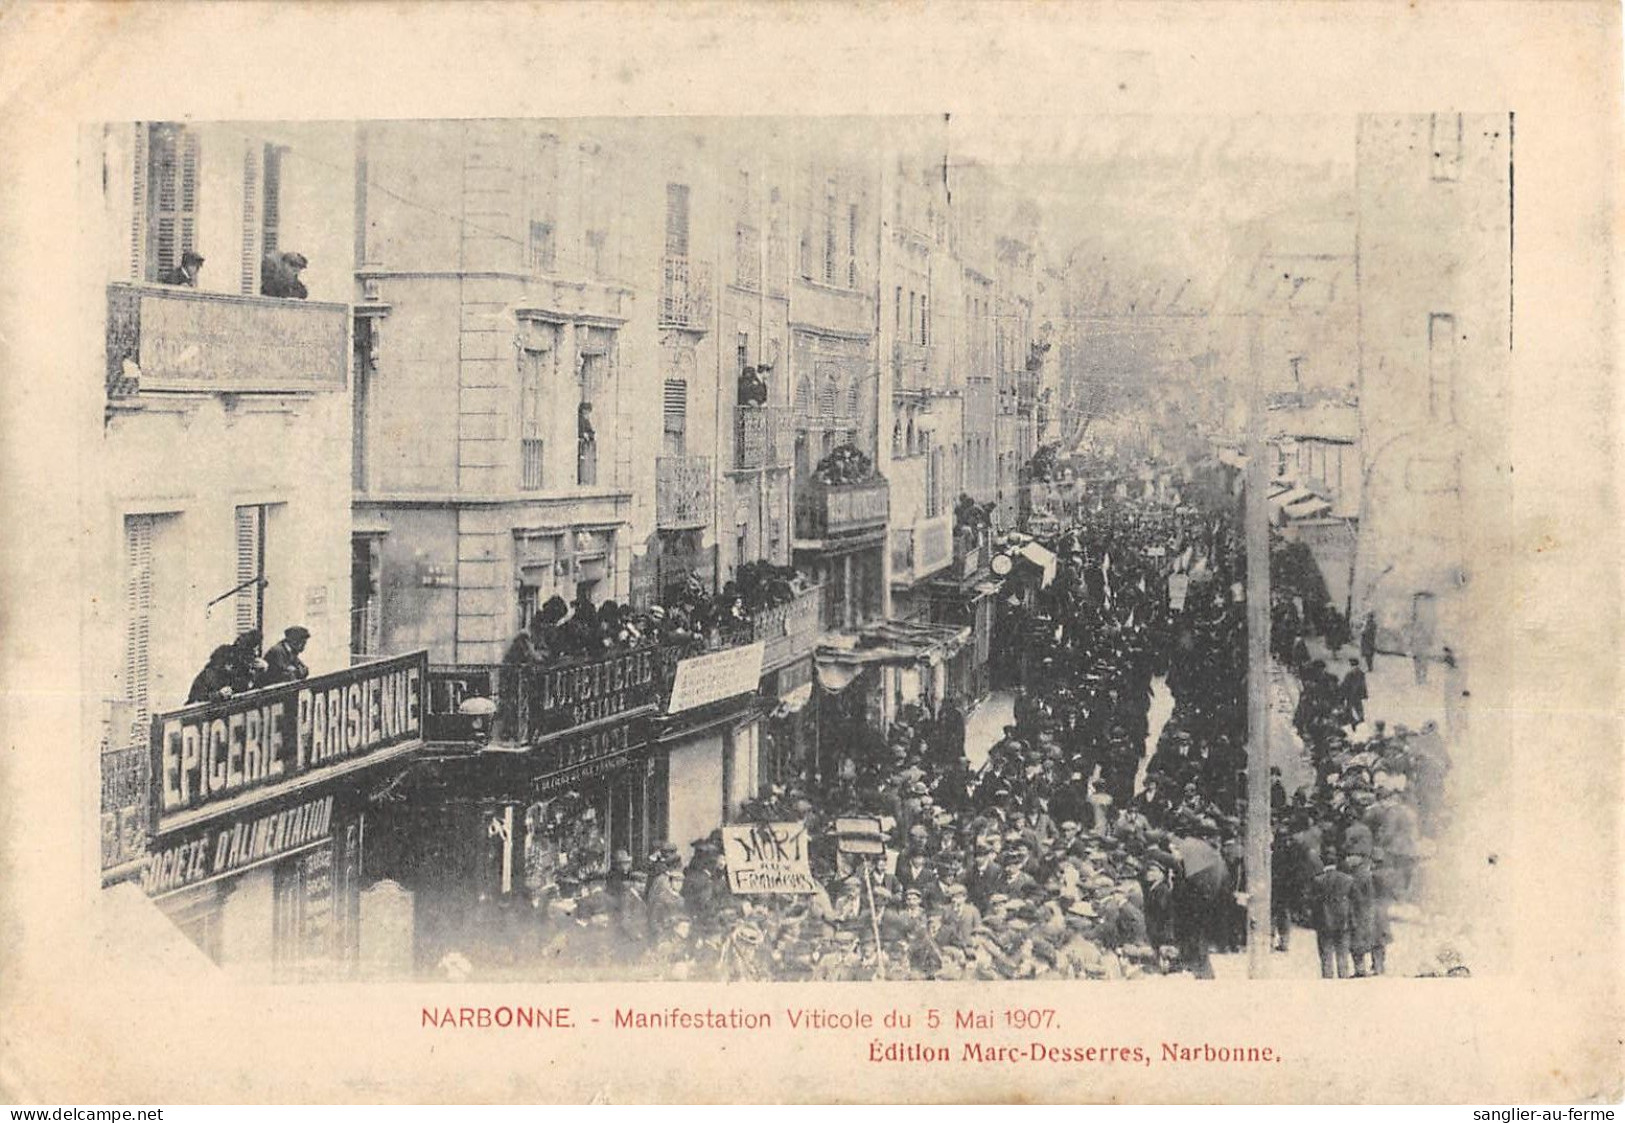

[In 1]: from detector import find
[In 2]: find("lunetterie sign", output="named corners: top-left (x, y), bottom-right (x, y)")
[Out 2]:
top-left (152, 651), bottom-right (427, 825)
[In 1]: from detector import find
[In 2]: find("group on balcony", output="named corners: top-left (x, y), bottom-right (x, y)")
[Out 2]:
top-left (502, 562), bottom-right (813, 671)
top-left (185, 625), bottom-right (312, 705)
top-left (154, 247), bottom-right (312, 300)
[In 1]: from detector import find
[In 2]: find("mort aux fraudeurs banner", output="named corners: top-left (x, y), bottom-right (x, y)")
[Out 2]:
top-left (722, 821), bottom-right (819, 894)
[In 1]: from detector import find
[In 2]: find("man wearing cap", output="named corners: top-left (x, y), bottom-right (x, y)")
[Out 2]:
top-left (262, 626), bottom-right (311, 685)
top-left (261, 250), bottom-right (310, 299)
top-left (157, 250), bottom-right (205, 287)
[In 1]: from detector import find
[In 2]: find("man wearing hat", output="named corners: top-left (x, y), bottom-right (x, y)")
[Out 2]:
top-left (157, 249), bottom-right (205, 287)
top-left (263, 626), bottom-right (311, 685)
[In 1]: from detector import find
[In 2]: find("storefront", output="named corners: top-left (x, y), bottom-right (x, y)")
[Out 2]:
top-left (814, 619), bottom-right (970, 749)
top-left (135, 651), bottom-right (429, 982)
top-left (757, 654), bottom-right (816, 787)
top-left (656, 641), bottom-right (766, 862)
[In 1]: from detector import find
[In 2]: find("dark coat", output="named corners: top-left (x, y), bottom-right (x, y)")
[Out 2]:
top-left (263, 639), bottom-right (309, 684)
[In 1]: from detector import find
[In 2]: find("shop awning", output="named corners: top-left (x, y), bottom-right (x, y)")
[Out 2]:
top-left (772, 682), bottom-right (814, 717)
top-left (816, 619), bottom-right (971, 679)
top-left (98, 881), bottom-right (219, 979)
top-left (1014, 542), bottom-right (1058, 587)
top-left (1283, 495), bottom-right (1332, 519)
top-left (1268, 486), bottom-right (1314, 514)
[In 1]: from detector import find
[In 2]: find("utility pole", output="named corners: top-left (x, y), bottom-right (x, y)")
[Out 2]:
top-left (1243, 309), bottom-right (1274, 978)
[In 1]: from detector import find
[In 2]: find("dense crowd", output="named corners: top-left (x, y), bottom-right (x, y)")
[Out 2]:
top-left (441, 464), bottom-right (1454, 983)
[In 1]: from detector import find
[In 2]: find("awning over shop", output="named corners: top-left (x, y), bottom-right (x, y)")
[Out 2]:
top-left (1268, 486), bottom-right (1315, 514)
top-left (1014, 542), bottom-right (1058, 587)
top-left (1283, 495), bottom-right (1332, 519)
top-left (772, 682), bottom-right (814, 717)
top-left (98, 881), bottom-right (220, 979)
top-left (815, 618), bottom-right (971, 686)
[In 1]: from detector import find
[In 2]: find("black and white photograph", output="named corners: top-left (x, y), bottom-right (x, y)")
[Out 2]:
top-left (0, 1), bottom-right (1618, 1109)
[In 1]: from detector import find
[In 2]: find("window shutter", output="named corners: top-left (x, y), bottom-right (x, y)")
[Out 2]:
top-left (123, 516), bottom-right (153, 747)
top-left (129, 124), bottom-right (147, 280)
top-left (240, 142), bottom-right (260, 294)
top-left (149, 125), bottom-right (178, 277)
top-left (663, 378), bottom-right (688, 449)
top-left (235, 505), bottom-right (264, 635)
top-left (665, 183), bottom-right (690, 258)
top-left (179, 129), bottom-right (199, 260)
top-left (261, 144), bottom-right (283, 258)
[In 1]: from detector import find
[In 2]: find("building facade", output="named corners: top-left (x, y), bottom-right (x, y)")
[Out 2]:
top-left (1352, 113), bottom-right (1514, 657)
top-left (89, 120), bottom-right (422, 981)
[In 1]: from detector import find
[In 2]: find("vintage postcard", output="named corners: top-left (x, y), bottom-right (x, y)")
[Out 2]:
top-left (0, 1), bottom-right (1619, 1107)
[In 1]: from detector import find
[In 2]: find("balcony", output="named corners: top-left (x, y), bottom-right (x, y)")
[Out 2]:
top-left (106, 282), bottom-right (348, 399)
top-left (659, 256), bottom-right (713, 331)
top-left (795, 476), bottom-right (890, 543)
top-left (749, 584), bottom-right (823, 673)
top-left (951, 531), bottom-right (992, 581)
top-left (735, 405), bottom-right (793, 470)
top-left (890, 513), bottom-right (954, 586)
top-left (100, 699), bottom-right (150, 878)
top-left (892, 339), bottom-right (928, 390)
top-left (428, 645), bottom-right (665, 748)
top-left (656, 455), bottom-right (713, 530)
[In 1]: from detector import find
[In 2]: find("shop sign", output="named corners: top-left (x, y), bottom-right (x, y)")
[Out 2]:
top-left (667, 642), bottom-right (764, 715)
top-left (835, 816), bottom-right (887, 855)
top-left (152, 651), bottom-right (427, 826)
top-left (531, 720), bottom-right (645, 797)
top-left (141, 793), bottom-right (334, 898)
top-left (723, 821), bottom-right (819, 894)
top-left (528, 647), bottom-right (661, 736)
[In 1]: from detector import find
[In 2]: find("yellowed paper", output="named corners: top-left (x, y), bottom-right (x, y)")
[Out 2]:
top-left (0, 1), bottom-right (1619, 1105)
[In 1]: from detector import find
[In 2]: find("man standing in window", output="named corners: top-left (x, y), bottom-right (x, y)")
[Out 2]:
top-left (263, 625), bottom-right (311, 684)
top-left (157, 250), bottom-right (205, 287)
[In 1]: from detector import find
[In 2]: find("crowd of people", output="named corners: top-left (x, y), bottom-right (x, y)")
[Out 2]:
top-left (501, 562), bottom-right (811, 670)
top-left (433, 461), bottom-right (1455, 983)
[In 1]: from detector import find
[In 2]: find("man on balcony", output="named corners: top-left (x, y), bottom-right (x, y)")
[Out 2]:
top-left (263, 625), bottom-right (312, 684)
top-left (261, 250), bottom-right (309, 299)
top-left (737, 364), bottom-right (769, 407)
top-left (156, 250), bottom-right (205, 288)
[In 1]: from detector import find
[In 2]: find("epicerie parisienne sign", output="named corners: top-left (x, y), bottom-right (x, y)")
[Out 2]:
top-left (151, 651), bottom-right (427, 824)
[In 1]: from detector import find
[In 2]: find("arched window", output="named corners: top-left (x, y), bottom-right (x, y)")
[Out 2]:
top-left (794, 375), bottom-right (813, 418)
top-left (905, 418), bottom-right (916, 456)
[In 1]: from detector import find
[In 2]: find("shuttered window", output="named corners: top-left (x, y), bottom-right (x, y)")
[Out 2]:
top-left (123, 516), bottom-right (154, 748)
top-left (665, 183), bottom-right (690, 258)
top-left (518, 333), bottom-right (553, 491)
top-left (129, 124), bottom-right (147, 280)
top-left (262, 143), bottom-right (284, 258)
top-left (235, 505), bottom-right (266, 636)
top-left (145, 123), bottom-right (199, 280)
top-left (240, 143), bottom-right (259, 294)
top-left (663, 378), bottom-right (688, 455)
